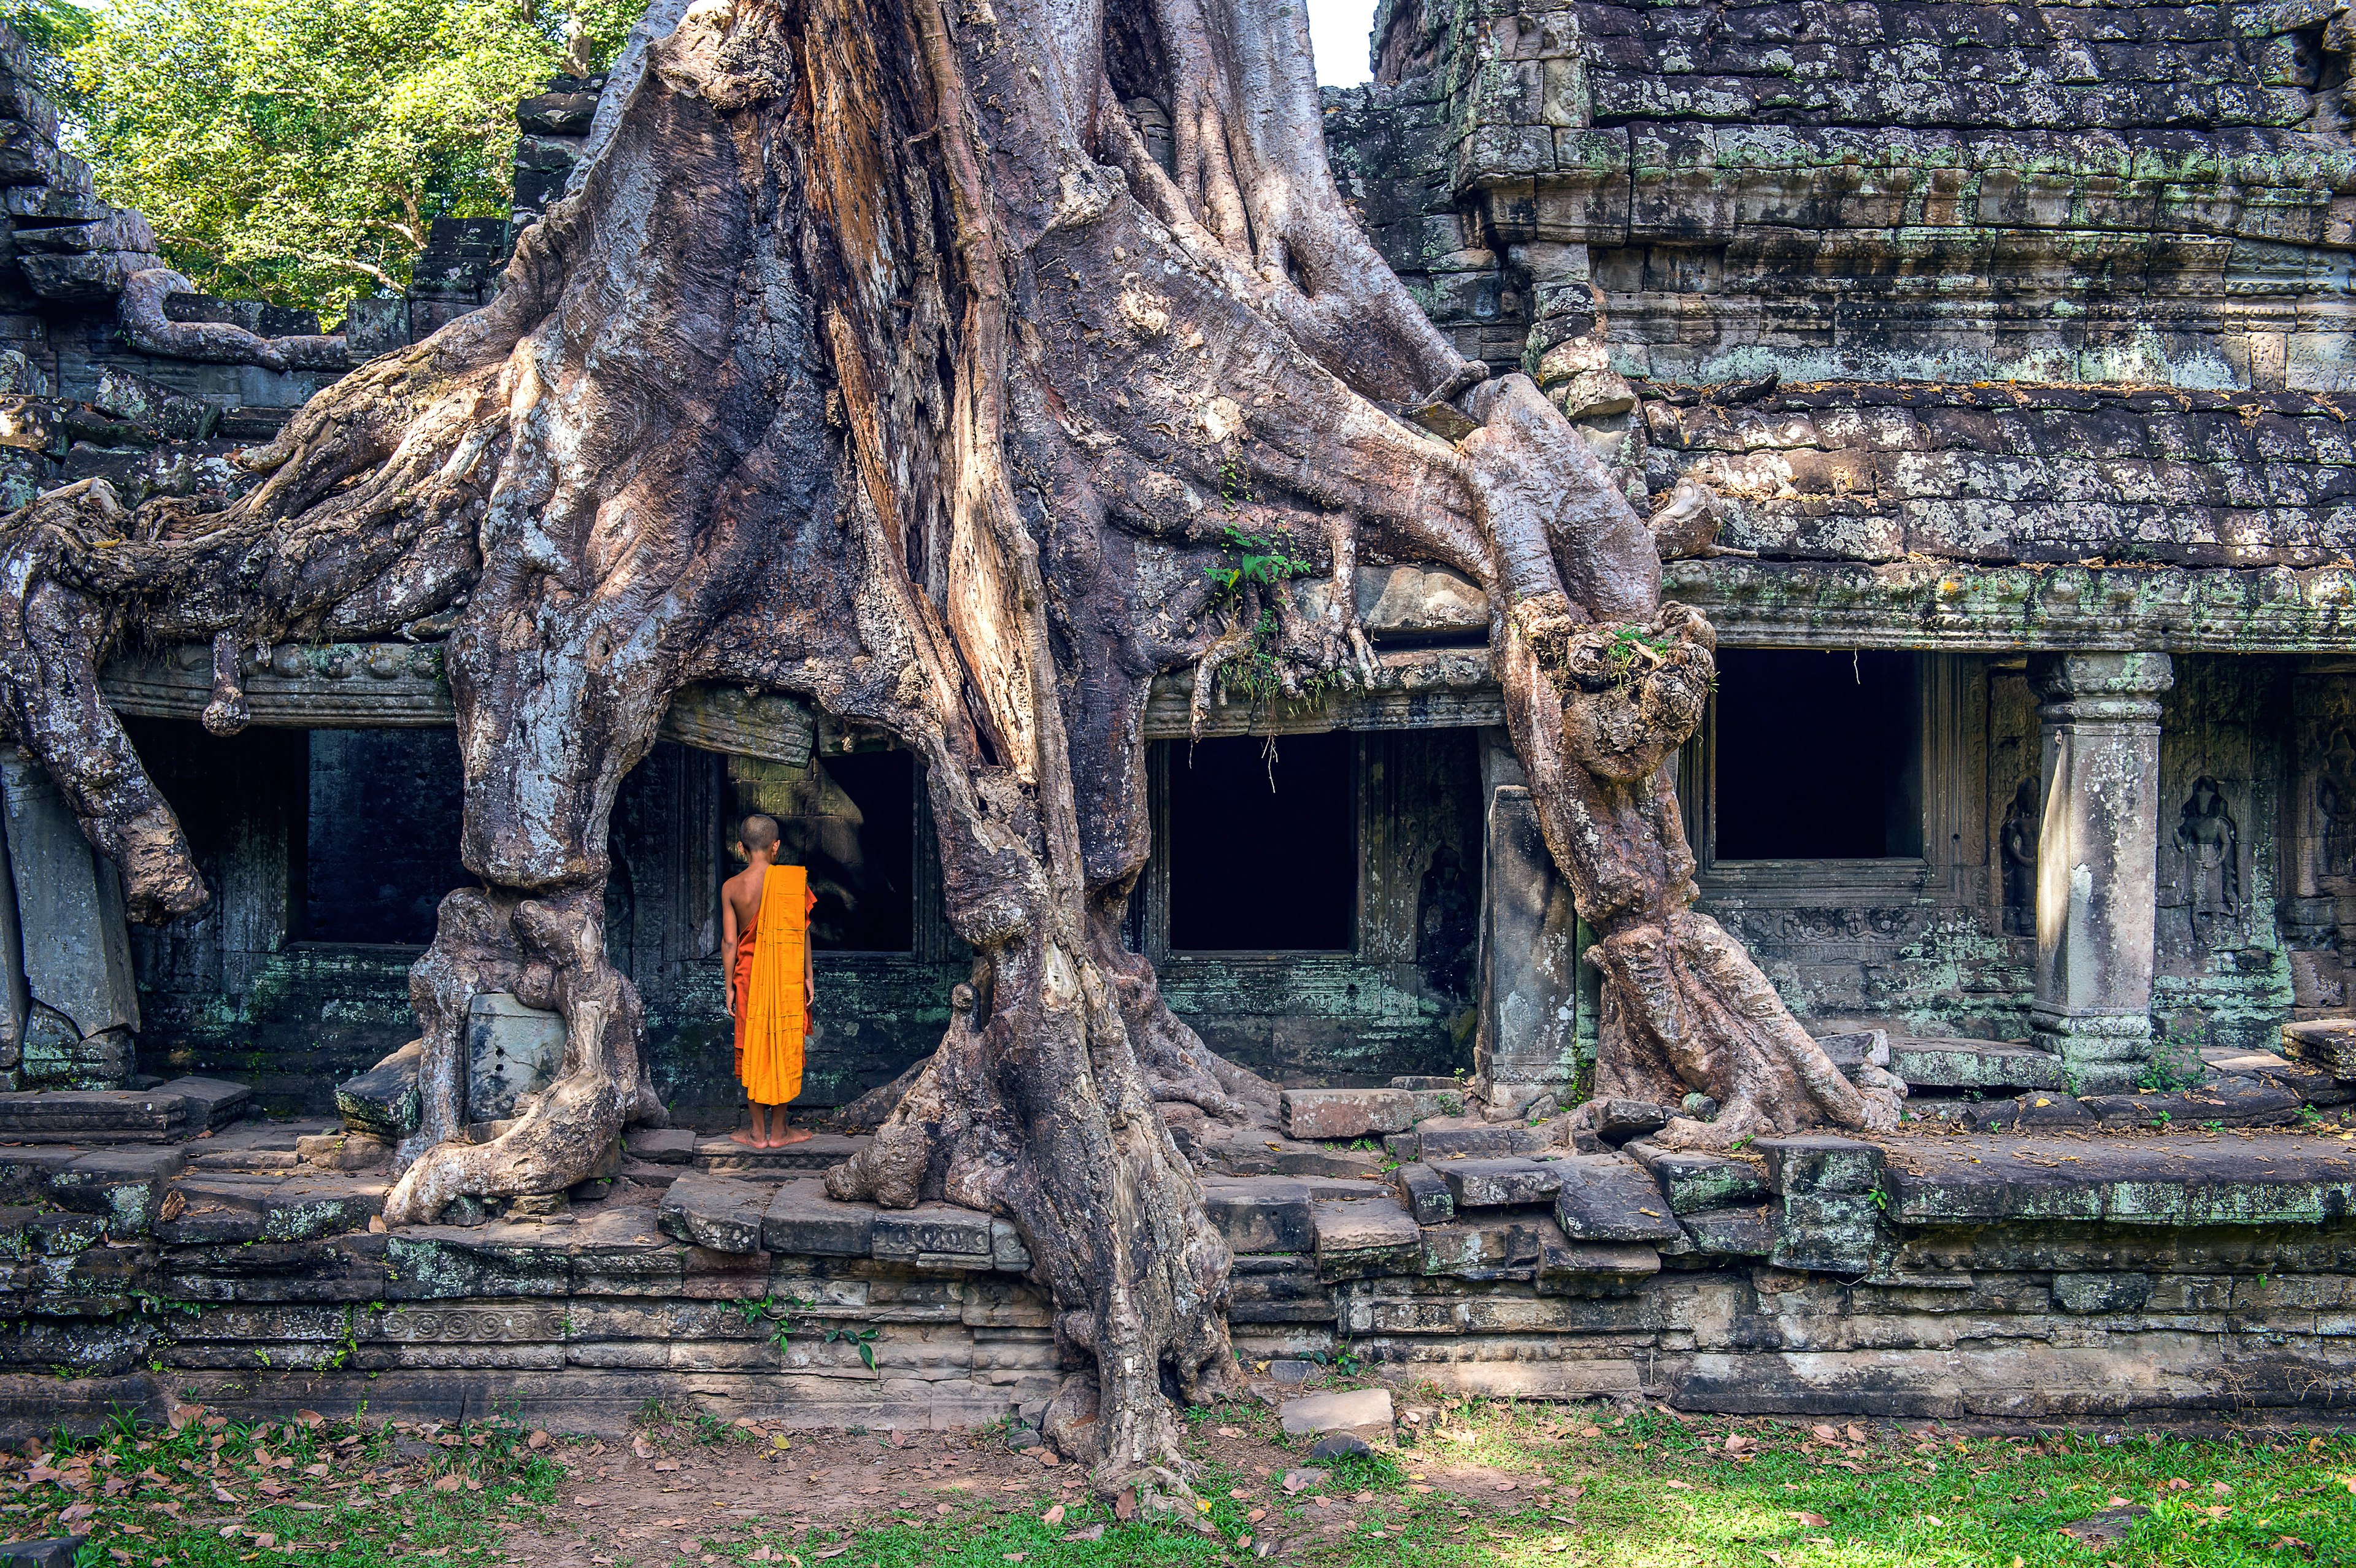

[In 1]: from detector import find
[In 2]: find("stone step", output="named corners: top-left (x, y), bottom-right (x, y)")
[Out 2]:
top-left (1279, 1088), bottom-right (1415, 1142)
top-left (156, 1076), bottom-right (252, 1131)
top-left (2201, 1047), bottom-right (2352, 1107)
top-left (1395, 1120), bottom-right (1552, 1161)
top-left (2281, 1018), bottom-right (2356, 1078)
top-left (1552, 1154), bottom-right (1685, 1243)
top-left (690, 1132), bottom-right (868, 1172)
top-left (1311, 1194), bottom-right (1420, 1280)
top-left (0, 1088), bottom-right (195, 1142)
top-left (1886, 1136), bottom-right (2356, 1226)
top-left (1622, 1142), bottom-right (1768, 1214)
top-left (161, 1172), bottom-right (387, 1243)
top-left (656, 1172), bottom-right (1028, 1271)
top-left (1203, 1174), bottom-right (1392, 1253)
top-left (1440, 1155), bottom-right (1571, 1209)
top-left (1888, 1039), bottom-right (2071, 1093)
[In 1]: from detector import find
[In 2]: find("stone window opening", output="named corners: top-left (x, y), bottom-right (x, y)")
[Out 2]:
top-left (725, 748), bottom-right (917, 954)
top-left (1163, 731), bottom-right (1357, 953)
top-left (298, 729), bottom-right (471, 947)
top-left (1688, 648), bottom-right (1932, 878)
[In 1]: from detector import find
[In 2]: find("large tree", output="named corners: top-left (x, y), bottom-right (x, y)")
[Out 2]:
top-left (0, 0), bottom-right (1900, 1507)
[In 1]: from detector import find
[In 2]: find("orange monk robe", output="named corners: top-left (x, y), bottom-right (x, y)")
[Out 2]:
top-left (734, 864), bottom-right (815, 1107)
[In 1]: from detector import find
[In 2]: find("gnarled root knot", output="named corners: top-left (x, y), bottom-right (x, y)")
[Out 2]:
top-left (1590, 909), bottom-right (1906, 1152)
top-left (381, 884), bottom-right (645, 1224)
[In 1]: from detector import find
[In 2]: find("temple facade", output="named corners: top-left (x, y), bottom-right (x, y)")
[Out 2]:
top-left (0, 2), bottom-right (2349, 1129)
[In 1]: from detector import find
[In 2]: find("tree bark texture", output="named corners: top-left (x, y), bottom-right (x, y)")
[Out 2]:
top-left (0, 0), bottom-right (1900, 1503)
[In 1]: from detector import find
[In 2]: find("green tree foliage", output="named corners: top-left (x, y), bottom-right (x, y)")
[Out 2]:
top-left (12, 0), bottom-right (640, 320)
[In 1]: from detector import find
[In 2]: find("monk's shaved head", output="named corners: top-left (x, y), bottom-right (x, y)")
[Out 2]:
top-left (739, 814), bottom-right (780, 851)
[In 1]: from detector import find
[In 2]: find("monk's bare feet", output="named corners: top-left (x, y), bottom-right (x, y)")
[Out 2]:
top-left (729, 1129), bottom-right (765, 1148)
top-left (774, 1126), bottom-right (814, 1147)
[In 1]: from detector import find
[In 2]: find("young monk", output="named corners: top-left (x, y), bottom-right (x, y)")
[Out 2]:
top-left (722, 813), bottom-right (817, 1148)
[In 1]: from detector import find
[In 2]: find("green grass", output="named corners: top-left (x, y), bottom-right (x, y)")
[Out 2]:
top-left (21, 1397), bottom-right (2355, 1567)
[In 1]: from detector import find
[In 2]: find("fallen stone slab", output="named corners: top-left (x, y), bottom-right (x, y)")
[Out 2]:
top-left (624, 1128), bottom-right (699, 1165)
top-left (0, 1538), bottom-right (84, 1568)
top-left (1812, 1029), bottom-right (1891, 1074)
top-left (335, 1043), bottom-right (420, 1140)
top-left (1312, 1196), bottom-right (1421, 1280)
top-left (760, 1177), bottom-right (876, 1256)
top-left (1307, 1432), bottom-right (1372, 1461)
top-left (0, 1088), bottom-right (191, 1143)
top-left (1278, 1386), bottom-right (1393, 1439)
top-left (1201, 1175), bottom-right (1376, 1253)
top-left (155, 1077), bottom-right (250, 1130)
top-left (1623, 1143), bottom-right (1768, 1213)
top-left (1441, 1156), bottom-right (1569, 1208)
top-left (1590, 1099), bottom-right (1674, 1144)
top-left (1888, 1039), bottom-right (2069, 1093)
top-left (1552, 1155), bottom-right (1684, 1243)
top-left (1280, 1088), bottom-right (1415, 1141)
top-left (1680, 1205), bottom-right (1775, 1256)
top-left (2281, 1018), bottom-right (2356, 1078)
top-left (2201, 1048), bottom-right (2350, 1106)
top-left (1885, 1136), bottom-right (2356, 1225)
top-left (1963, 1093), bottom-right (2094, 1133)
top-left (2078, 1080), bottom-right (2304, 1129)
top-left (656, 1174), bottom-right (774, 1255)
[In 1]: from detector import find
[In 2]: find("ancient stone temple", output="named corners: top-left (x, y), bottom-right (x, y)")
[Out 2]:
top-left (0, 2), bottom-right (2346, 1434)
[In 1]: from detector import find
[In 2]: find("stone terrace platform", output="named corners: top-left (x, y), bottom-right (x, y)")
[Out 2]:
top-left (0, 1063), bottom-right (2347, 1437)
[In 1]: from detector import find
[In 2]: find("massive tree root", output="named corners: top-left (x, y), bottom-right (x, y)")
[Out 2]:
top-left (0, 0), bottom-right (1897, 1504)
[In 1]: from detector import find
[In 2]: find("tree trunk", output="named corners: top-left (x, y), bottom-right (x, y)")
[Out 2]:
top-left (0, 0), bottom-right (1898, 1506)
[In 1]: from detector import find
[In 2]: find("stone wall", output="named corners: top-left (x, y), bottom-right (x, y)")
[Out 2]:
top-left (1, 1119), bottom-right (2349, 1434)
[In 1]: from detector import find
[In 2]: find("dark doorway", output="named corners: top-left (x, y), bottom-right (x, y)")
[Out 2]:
top-left (302, 729), bottom-right (472, 945)
top-left (1168, 732), bottom-right (1354, 951)
top-left (727, 751), bottom-right (916, 952)
top-left (1714, 649), bottom-right (1923, 860)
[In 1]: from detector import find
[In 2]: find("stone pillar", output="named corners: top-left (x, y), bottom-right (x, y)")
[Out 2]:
top-left (2028, 653), bottom-right (2173, 1090)
top-left (0, 748), bottom-right (139, 1088)
top-left (1476, 733), bottom-right (1581, 1120)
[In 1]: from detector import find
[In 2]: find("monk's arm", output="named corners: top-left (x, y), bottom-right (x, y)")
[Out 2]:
top-left (721, 894), bottom-right (739, 1017)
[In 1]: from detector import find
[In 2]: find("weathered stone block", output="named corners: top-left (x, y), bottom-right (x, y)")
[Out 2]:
top-left (2054, 1272), bottom-right (2151, 1314)
top-left (869, 1204), bottom-right (991, 1264)
top-left (1536, 1232), bottom-right (1661, 1282)
top-left (1552, 1155), bottom-right (1684, 1243)
top-left (1414, 1123), bottom-right (1550, 1159)
top-left (1388, 1075), bottom-right (1469, 1121)
top-left (1280, 1088), bottom-right (1416, 1140)
top-left (1442, 1156), bottom-right (1569, 1208)
top-left (0, 1536), bottom-right (85, 1567)
top-left (1203, 1177), bottom-right (1317, 1253)
top-left (1313, 1197), bottom-right (1422, 1280)
top-left (658, 1175), bottom-right (772, 1256)
top-left (625, 1128), bottom-right (698, 1165)
top-left (466, 993), bottom-right (565, 1123)
top-left (1479, 786), bottom-right (1579, 1110)
top-left (1889, 1040), bottom-right (2072, 1093)
top-left (1592, 1100), bottom-right (1674, 1144)
top-left (1278, 1386), bottom-right (1393, 1439)
top-left (760, 1178), bottom-right (875, 1257)
top-left (336, 1042), bottom-right (421, 1139)
top-left (1626, 1143), bottom-right (1768, 1213)
top-left (49, 1146), bottom-right (184, 1237)
top-left (1756, 1136), bottom-right (1884, 1195)
top-left (2080, 1080), bottom-right (2304, 1128)
top-left (2282, 1019), bottom-right (2356, 1077)
top-left (1681, 1205), bottom-right (1775, 1256)
top-left (1392, 1163), bottom-right (1453, 1226)
top-left (1773, 1192), bottom-right (1882, 1275)
top-left (0, 748), bottom-right (135, 1049)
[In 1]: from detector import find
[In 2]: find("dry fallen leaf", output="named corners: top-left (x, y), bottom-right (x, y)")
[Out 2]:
top-left (1791, 1510), bottom-right (1828, 1528)
top-left (431, 1474), bottom-right (463, 1493)
top-left (1666, 1480), bottom-right (1692, 1491)
top-left (1246, 1507), bottom-right (1267, 1522)
top-left (633, 1435), bottom-right (657, 1460)
top-left (1115, 1489), bottom-right (1138, 1521)
top-left (528, 1431), bottom-right (551, 1450)
top-left (1041, 1504), bottom-right (1064, 1526)
top-left (1844, 1424), bottom-right (1868, 1443)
